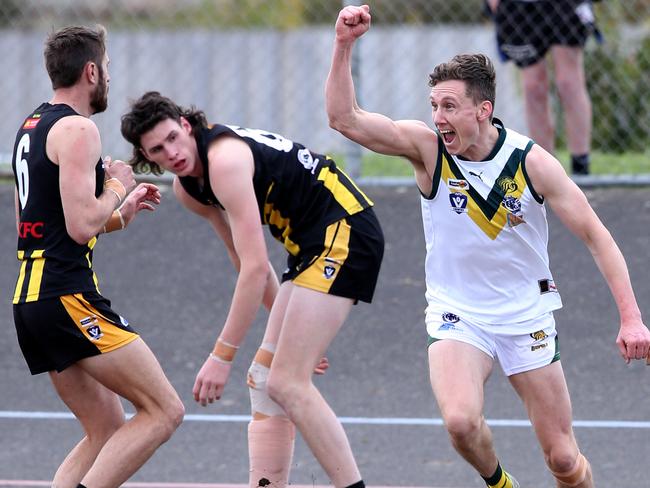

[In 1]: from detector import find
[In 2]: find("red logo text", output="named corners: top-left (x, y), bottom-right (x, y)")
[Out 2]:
top-left (19, 222), bottom-right (44, 238)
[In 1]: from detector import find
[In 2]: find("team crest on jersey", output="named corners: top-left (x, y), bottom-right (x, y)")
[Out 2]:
top-left (502, 196), bottom-right (521, 214)
top-left (449, 192), bottom-right (468, 214)
top-left (447, 178), bottom-right (469, 190)
top-left (80, 315), bottom-right (103, 341)
top-left (497, 176), bottom-right (518, 194)
top-left (297, 148), bottom-right (319, 174)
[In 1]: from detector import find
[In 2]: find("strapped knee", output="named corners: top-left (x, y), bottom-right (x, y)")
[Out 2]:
top-left (247, 345), bottom-right (287, 419)
top-left (550, 453), bottom-right (590, 487)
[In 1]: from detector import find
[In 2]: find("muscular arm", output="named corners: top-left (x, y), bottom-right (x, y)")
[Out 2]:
top-left (173, 177), bottom-right (278, 312)
top-left (526, 145), bottom-right (650, 362)
top-left (48, 116), bottom-right (130, 244)
top-left (326, 4), bottom-right (438, 185)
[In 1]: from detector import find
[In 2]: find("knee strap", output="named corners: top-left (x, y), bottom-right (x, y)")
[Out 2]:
top-left (247, 347), bottom-right (286, 418)
top-left (551, 453), bottom-right (589, 487)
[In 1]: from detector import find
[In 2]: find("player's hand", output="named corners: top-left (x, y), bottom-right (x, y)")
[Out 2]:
top-left (615, 320), bottom-right (650, 364)
top-left (118, 183), bottom-right (161, 227)
top-left (104, 157), bottom-right (136, 194)
top-left (314, 356), bottom-right (329, 375)
top-left (335, 4), bottom-right (371, 43)
top-left (193, 356), bottom-right (232, 406)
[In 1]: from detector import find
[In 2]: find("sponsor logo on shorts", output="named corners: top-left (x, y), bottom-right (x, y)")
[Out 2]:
top-left (324, 265), bottom-right (336, 279)
top-left (119, 315), bottom-right (129, 327)
top-left (80, 315), bottom-right (103, 341)
top-left (80, 316), bottom-right (96, 327)
top-left (438, 322), bottom-right (460, 332)
top-left (530, 330), bottom-right (548, 341)
top-left (449, 192), bottom-right (468, 214)
top-left (439, 312), bottom-right (461, 332)
top-left (531, 343), bottom-right (548, 352)
top-left (441, 312), bottom-right (460, 323)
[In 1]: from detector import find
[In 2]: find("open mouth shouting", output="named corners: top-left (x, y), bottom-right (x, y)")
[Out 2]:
top-left (439, 128), bottom-right (456, 145)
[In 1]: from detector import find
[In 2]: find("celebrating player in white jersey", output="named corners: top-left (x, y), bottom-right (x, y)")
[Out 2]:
top-left (326, 5), bottom-right (650, 488)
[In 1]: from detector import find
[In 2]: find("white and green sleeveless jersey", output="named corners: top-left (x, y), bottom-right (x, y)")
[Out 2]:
top-left (420, 119), bottom-right (562, 324)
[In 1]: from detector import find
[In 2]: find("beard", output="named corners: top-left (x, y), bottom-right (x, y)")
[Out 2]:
top-left (90, 67), bottom-right (108, 114)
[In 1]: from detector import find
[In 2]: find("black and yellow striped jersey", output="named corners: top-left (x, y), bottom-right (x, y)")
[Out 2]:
top-left (179, 124), bottom-right (373, 254)
top-left (12, 103), bottom-right (103, 304)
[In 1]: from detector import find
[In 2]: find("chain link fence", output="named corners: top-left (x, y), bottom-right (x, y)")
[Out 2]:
top-left (1, 1), bottom-right (649, 180)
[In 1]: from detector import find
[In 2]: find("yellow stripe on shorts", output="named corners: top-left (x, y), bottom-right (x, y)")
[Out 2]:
top-left (292, 219), bottom-right (351, 294)
top-left (60, 293), bottom-right (138, 353)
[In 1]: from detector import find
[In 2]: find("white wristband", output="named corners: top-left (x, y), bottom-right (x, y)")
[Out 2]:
top-left (209, 352), bottom-right (232, 365)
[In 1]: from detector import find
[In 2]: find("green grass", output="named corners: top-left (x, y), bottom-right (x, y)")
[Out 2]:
top-left (333, 150), bottom-right (650, 177)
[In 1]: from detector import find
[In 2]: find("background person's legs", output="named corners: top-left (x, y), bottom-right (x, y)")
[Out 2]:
top-left (521, 60), bottom-right (556, 154)
top-left (551, 45), bottom-right (592, 175)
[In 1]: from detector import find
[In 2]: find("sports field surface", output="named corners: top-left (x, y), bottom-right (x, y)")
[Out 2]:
top-left (1, 182), bottom-right (649, 487)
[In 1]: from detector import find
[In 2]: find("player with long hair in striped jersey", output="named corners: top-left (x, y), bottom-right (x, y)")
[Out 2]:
top-left (121, 91), bottom-right (384, 488)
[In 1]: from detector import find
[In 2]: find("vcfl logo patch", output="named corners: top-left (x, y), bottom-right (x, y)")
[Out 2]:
top-left (80, 315), bottom-right (103, 341)
top-left (449, 192), bottom-right (468, 214)
top-left (323, 257), bottom-right (340, 280)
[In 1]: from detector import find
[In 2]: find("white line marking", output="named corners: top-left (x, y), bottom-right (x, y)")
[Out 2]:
top-left (1, 410), bottom-right (649, 428)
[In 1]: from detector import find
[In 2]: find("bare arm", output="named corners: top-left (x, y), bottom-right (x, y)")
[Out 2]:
top-left (326, 4), bottom-right (437, 176)
top-left (173, 177), bottom-right (278, 311)
top-left (48, 116), bottom-right (135, 244)
top-left (526, 145), bottom-right (650, 363)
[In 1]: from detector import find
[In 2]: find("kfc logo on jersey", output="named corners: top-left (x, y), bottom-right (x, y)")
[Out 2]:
top-left (18, 221), bottom-right (44, 238)
top-left (449, 192), bottom-right (468, 214)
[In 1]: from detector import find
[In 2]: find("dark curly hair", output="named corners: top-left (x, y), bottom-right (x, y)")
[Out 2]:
top-left (120, 91), bottom-right (209, 175)
top-left (428, 53), bottom-right (496, 115)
